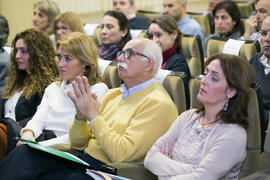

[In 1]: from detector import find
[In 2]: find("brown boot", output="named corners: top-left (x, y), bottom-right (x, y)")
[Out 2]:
top-left (0, 123), bottom-right (7, 161)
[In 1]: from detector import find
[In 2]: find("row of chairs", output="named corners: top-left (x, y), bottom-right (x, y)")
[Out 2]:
top-left (136, 0), bottom-right (255, 37)
top-left (91, 28), bottom-right (260, 82)
top-left (99, 59), bottom-right (266, 179)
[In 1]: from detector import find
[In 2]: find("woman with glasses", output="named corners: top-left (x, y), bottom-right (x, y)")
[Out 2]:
top-left (148, 15), bottom-right (190, 78)
top-left (98, 10), bottom-right (131, 61)
top-left (0, 29), bottom-right (58, 160)
top-left (18, 32), bottom-right (108, 147)
top-left (54, 11), bottom-right (84, 43)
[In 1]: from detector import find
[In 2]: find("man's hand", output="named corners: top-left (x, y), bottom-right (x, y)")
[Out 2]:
top-left (68, 76), bottom-right (99, 120)
top-left (243, 15), bottom-right (257, 40)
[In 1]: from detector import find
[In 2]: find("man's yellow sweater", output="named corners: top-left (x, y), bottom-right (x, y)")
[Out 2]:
top-left (69, 82), bottom-right (178, 163)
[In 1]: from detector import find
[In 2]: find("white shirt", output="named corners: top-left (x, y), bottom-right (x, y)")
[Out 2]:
top-left (21, 81), bottom-right (108, 146)
top-left (259, 55), bottom-right (270, 75)
top-left (4, 91), bottom-right (22, 121)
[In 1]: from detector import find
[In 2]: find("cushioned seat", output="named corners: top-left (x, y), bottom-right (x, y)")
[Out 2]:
top-left (98, 59), bottom-right (122, 89)
top-left (236, 1), bottom-right (255, 18)
top-left (207, 36), bottom-right (261, 61)
top-left (181, 34), bottom-right (204, 78)
top-left (136, 10), bottom-right (162, 21)
top-left (187, 12), bottom-right (211, 36)
top-left (159, 70), bottom-right (189, 114)
top-left (260, 113), bottom-right (270, 171)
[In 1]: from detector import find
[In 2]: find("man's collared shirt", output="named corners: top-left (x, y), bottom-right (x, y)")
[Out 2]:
top-left (177, 15), bottom-right (205, 41)
top-left (120, 78), bottom-right (155, 100)
top-left (259, 55), bottom-right (270, 75)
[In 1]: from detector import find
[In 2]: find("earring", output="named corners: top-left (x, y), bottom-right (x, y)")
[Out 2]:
top-left (223, 99), bottom-right (229, 111)
top-left (82, 67), bottom-right (86, 75)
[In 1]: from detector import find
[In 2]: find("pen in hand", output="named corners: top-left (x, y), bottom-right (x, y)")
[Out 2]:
top-left (15, 137), bottom-right (38, 144)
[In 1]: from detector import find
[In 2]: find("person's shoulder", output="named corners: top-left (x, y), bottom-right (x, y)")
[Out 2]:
top-left (169, 52), bottom-right (185, 60)
top-left (217, 123), bottom-right (247, 140)
top-left (249, 52), bottom-right (263, 66)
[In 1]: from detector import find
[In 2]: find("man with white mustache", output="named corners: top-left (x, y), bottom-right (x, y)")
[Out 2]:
top-left (0, 38), bottom-right (178, 179)
top-left (67, 38), bottom-right (178, 164)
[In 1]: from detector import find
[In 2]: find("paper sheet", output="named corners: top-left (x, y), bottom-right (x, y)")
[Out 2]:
top-left (223, 39), bottom-right (245, 55)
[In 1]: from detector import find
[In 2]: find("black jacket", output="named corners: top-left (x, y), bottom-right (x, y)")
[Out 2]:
top-left (0, 94), bottom-right (42, 152)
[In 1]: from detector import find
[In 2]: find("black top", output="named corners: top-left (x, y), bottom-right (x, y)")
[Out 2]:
top-left (164, 52), bottom-right (191, 80)
top-left (129, 16), bottom-right (150, 30)
top-left (0, 93), bottom-right (42, 152)
top-left (250, 53), bottom-right (270, 111)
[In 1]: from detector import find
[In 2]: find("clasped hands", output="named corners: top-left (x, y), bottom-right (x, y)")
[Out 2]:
top-left (68, 76), bottom-right (99, 121)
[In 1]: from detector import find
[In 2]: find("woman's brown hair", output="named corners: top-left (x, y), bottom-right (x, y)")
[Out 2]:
top-left (149, 15), bottom-right (183, 53)
top-left (197, 53), bottom-right (256, 129)
top-left (3, 29), bottom-right (58, 99)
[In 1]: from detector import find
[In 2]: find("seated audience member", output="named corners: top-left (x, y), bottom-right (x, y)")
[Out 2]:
top-left (249, 15), bottom-right (270, 128)
top-left (0, 38), bottom-right (178, 179)
top-left (0, 29), bottom-right (58, 160)
top-left (99, 11), bottom-right (131, 61)
top-left (242, 0), bottom-right (270, 41)
top-left (163, 0), bottom-right (205, 40)
top-left (0, 15), bottom-right (10, 101)
top-left (145, 53), bottom-right (255, 179)
top-left (148, 15), bottom-right (190, 78)
top-left (33, 0), bottom-right (60, 41)
top-left (203, 1), bottom-right (243, 57)
top-left (206, 0), bottom-right (225, 33)
top-left (18, 32), bottom-right (108, 147)
top-left (54, 11), bottom-right (84, 43)
top-left (112, 0), bottom-right (150, 30)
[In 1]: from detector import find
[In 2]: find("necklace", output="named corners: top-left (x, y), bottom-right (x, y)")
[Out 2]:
top-left (195, 116), bottom-right (219, 135)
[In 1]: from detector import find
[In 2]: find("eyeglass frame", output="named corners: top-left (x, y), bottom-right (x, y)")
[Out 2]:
top-left (259, 29), bottom-right (270, 37)
top-left (116, 48), bottom-right (150, 59)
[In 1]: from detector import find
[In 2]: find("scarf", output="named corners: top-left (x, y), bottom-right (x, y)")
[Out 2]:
top-left (98, 44), bottom-right (119, 61)
top-left (162, 45), bottom-right (176, 69)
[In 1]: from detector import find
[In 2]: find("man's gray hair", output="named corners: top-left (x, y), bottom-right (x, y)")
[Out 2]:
top-left (142, 40), bottom-right (162, 76)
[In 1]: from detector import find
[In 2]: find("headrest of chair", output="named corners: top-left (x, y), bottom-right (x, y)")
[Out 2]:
top-left (84, 24), bottom-right (99, 36)
top-left (154, 69), bottom-right (171, 84)
top-left (98, 58), bottom-right (112, 77)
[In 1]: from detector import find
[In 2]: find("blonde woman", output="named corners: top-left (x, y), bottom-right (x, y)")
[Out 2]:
top-left (19, 32), bottom-right (108, 146)
top-left (54, 11), bottom-right (84, 42)
top-left (33, 0), bottom-right (60, 41)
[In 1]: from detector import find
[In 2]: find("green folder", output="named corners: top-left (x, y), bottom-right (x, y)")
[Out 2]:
top-left (25, 142), bottom-right (90, 167)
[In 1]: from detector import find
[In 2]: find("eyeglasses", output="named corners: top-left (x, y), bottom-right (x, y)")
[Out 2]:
top-left (260, 30), bottom-right (270, 37)
top-left (117, 48), bottom-right (150, 59)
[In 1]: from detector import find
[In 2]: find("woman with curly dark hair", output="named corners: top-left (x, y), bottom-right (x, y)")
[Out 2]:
top-left (0, 29), bottom-right (58, 160)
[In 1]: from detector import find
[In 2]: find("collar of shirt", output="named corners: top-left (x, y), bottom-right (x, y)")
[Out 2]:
top-left (259, 55), bottom-right (270, 75)
top-left (120, 78), bottom-right (155, 100)
top-left (61, 80), bottom-right (74, 96)
top-left (177, 15), bottom-right (190, 26)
